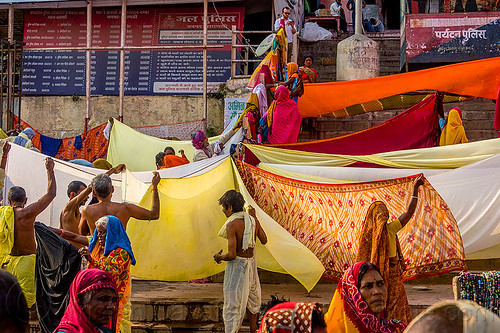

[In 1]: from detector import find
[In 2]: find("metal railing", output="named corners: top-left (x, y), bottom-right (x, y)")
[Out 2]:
top-left (0, 39), bottom-right (23, 131)
top-left (230, 26), bottom-right (273, 78)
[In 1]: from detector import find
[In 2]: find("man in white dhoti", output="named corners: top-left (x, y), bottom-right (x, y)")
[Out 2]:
top-left (214, 190), bottom-right (268, 333)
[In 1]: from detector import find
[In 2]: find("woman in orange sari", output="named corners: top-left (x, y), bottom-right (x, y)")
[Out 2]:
top-left (79, 215), bottom-right (135, 333)
top-left (163, 147), bottom-right (189, 168)
top-left (325, 261), bottom-right (407, 333)
top-left (356, 175), bottom-right (424, 324)
top-left (439, 107), bottom-right (469, 146)
top-left (283, 62), bottom-right (304, 103)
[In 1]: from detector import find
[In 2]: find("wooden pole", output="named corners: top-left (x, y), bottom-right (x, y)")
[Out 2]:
top-left (231, 25), bottom-right (236, 78)
top-left (119, 0), bottom-right (126, 122)
top-left (85, 0), bottom-right (92, 131)
top-left (202, 0), bottom-right (208, 132)
top-left (7, 4), bottom-right (13, 130)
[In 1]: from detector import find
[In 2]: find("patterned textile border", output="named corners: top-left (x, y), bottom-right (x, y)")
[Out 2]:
top-left (236, 161), bottom-right (466, 281)
top-left (12, 117), bottom-right (204, 161)
top-left (326, 91), bottom-right (473, 118)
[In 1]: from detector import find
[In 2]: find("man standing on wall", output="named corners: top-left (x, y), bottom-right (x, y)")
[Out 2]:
top-left (214, 190), bottom-right (268, 333)
top-left (274, 6), bottom-right (297, 62)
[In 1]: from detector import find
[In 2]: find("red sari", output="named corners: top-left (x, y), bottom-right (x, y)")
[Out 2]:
top-left (267, 86), bottom-right (302, 144)
top-left (325, 262), bottom-right (407, 333)
top-left (55, 269), bottom-right (118, 333)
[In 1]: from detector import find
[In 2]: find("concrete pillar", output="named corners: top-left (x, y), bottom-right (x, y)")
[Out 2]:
top-left (336, 34), bottom-right (379, 81)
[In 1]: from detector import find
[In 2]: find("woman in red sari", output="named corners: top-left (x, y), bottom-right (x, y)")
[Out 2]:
top-left (325, 261), bottom-right (407, 333)
top-left (299, 55), bottom-right (317, 83)
top-left (267, 85), bottom-right (302, 144)
top-left (55, 268), bottom-right (118, 333)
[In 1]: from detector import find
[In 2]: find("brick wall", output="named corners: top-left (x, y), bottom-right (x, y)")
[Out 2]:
top-left (297, 34), bottom-right (401, 82)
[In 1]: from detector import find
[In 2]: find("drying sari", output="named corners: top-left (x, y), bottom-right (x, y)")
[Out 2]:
top-left (325, 262), bottom-right (407, 333)
top-left (240, 93), bottom-right (261, 141)
top-left (163, 154), bottom-right (189, 168)
top-left (258, 301), bottom-right (323, 333)
top-left (439, 107), bottom-right (469, 146)
top-left (88, 216), bottom-right (136, 333)
top-left (55, 268), bottom-right (118, 333)
top-left (267, 86), bottom-right (302, 145)
top-left (356, 201), bottom-right (412, 324)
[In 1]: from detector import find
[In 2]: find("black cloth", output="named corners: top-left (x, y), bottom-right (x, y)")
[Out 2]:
top-left (34, 222), bottom-right (82, 333)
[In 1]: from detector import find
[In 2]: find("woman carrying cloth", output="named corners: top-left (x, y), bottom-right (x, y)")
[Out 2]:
top-left (237, 93), bottom-right (262, 142)
top-left (325, 261), bottom-right (407, 333)
top-left (356, 175), bottom-right (425, 324)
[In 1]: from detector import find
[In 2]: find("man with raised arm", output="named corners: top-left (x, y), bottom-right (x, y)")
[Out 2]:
top-left (60, 164), bottom-right (125, 237)
top-left (214, 190), bottom-right (268, 333)
top-left (78, 171), bottom-right (160, 236)
top-left (0, 157), bottom-right (56, 308)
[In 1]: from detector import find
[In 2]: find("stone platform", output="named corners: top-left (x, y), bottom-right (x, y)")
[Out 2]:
top-left (33, 259), bottom-right (500, 332)
top-left (129, 279), bottom-right (454, 332)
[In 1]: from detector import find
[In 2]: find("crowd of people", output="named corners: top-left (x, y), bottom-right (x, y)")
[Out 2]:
top-left (1, 155), bottom-right (495, 333)
top-left (0, 7), bottom-right (477, 333)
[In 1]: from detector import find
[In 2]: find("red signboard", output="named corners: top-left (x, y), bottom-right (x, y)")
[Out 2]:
top-left (24, 7), bottom-right (244, 49)
top-left (405, 12), bottom-right (500, 63)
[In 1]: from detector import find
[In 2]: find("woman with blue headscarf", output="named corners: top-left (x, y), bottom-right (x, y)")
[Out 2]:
top-left (10, 127), bottom-right (35, 148)
top-left (79, 215), bottom-right (135, 333)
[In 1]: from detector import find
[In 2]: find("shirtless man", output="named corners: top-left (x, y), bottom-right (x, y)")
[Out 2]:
top-left (1, 157), bottom-right (56, 308)
top-left (78, 171), bottom-right (160, 236)
top-left (60, 164), bottom-right (125, 236)
top-left (214, 190), bottom-right (267, 333)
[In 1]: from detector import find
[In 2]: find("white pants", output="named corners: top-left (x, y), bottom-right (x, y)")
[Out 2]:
top-left (223, 256), bottom-right (261, 333)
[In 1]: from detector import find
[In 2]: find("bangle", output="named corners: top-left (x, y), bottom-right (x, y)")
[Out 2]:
top-left (411, 195), bottom-right (418, 199)
top-left (151, 188), bottom-right (158, 192)
top-left (60, 229), bottom-right (65, 237)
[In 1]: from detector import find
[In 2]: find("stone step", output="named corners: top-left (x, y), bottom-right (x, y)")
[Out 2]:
top-left (29, 280), bottom-right (457, 332)
top-left (129, 281), bottom-right (454, 324)
top-left (131, 323), bottom-right (246, 333)
top-left (29, 259), bottom-right (500, 332)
